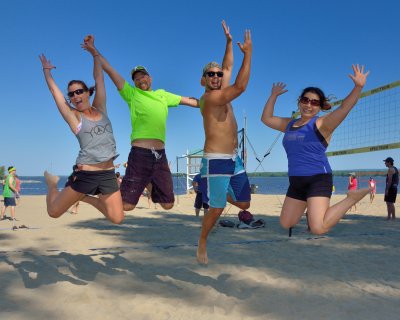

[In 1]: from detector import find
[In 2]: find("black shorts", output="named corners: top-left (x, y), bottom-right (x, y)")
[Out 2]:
top-left (287, 173), bottom-right (333, 201)
top-left (194, 192), bottom-right (209, 209)
top-left (384, 187), bottom-right (398, 203)
top-left (4, 197), bottom-right (16, 207)
top-left (69, 169), bottom-right (119, 196)
top-left (121, 146), bottom-right (174, 205)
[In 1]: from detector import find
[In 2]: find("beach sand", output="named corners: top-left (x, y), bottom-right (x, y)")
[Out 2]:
top-left (0, 194), bottom-right (399, 320)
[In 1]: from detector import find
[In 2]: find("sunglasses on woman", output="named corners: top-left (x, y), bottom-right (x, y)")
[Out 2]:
top-left (299, 96), bottom-right (320, 107)
top-left (67, 89), bottom-right (86, 98)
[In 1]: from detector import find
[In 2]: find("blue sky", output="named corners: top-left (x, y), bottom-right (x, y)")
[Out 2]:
top-left (1, 0), bottom-right (399, 176)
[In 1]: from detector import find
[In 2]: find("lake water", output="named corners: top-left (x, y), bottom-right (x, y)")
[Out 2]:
top-left (16, 175), bottom-right (387, 196)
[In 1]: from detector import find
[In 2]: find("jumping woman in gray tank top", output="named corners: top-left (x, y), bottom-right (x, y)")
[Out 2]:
top-left (39, 35), bottom-right (124, 224)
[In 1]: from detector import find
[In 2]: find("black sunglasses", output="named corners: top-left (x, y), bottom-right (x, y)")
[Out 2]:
top-left (204, 71), bottom-right (224, 78)
top-left (67, 89), bottom-right (86, 98)
top-left (299, 96), bottom-right (321, 107)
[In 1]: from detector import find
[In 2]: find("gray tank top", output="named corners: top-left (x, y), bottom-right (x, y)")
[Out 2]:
top-left (75, 110), bottom-right (119, 164)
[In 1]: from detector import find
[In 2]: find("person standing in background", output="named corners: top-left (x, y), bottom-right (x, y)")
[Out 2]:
top-left (15, 174), bottom-right (21, 205)
top-left (1, 166), bottom-right (18, 221)
top-left (383, 157), bottom-right (398, 220)
top-left (368, 177), bottom-right (376, 203)
top-left (192, 173), bottom-right (209, 217)
top-left (348, 172), bottom-right (358, 212)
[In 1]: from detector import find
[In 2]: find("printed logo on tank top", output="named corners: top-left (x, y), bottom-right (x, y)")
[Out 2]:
top-left (285, 132), bottom-right (305, 142)
top-left (84, 123), bottom-right (113, 138)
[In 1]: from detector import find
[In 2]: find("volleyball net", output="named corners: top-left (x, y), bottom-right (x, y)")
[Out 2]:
top-left (325, 80), bottom-right (400, 157)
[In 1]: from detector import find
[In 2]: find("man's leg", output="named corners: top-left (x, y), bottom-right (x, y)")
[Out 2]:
top-left (194, 193), bottom-right (202, 216)
top-left (120, 148), bottom-right (153, 212)
top-left (1, 205), bottom-right (6, 220)
top-left (151, 154), bottom-right (175, 210)
top-left (10, 206), bottom-right (15, 220)
top-left (197, 207), bottom-right (224, 265)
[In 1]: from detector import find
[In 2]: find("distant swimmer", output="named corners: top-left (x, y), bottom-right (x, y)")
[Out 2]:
top-left (197, 21), bottom-right (252, 264)
top-left (261, 65), bottom-right (370, 235)
top-left (39, 39), bottom-right (124, 224)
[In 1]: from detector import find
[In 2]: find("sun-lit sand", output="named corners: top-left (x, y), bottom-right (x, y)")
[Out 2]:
top-left (0, 193), bottom-right (399, 320)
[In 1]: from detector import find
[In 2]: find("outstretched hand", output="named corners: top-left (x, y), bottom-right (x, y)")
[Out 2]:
top-left (349, 64), bottom-right (369, 88)
top-left (222, 20), bottom-right (232, 41)
top-left (39, 54), bottom-right (56, 70)
top-left (237, 29), bottom-right (252, 54)
top-left (81, 34), bottom-right (97, 56)
top-left (271, 82), bottom-right (288, 97)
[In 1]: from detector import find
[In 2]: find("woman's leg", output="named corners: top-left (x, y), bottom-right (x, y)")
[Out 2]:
top-left (98, 191), bottom-right (124, 224)
top-left (81, 191), bottom-right (124, 224)
top-left (307, 188), bottom-right (370, 234)
top-left (44, 171), bottom-right (84, 218)
top-left (280, 196), bottom-right (307, 229)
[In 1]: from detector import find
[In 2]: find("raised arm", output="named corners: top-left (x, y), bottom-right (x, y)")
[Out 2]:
top-left (39, 54), bottom-right (79, 133)
top-left (180, 96), bottom-right (199, 108)
top-left (261, 82), bottom-right (291, 132)
top-left (221, 20), bottom-right (233, 88)
top-left (318, 64), bottom-right (369, 135)
top-left (82, 35), bottom-right (106, 113)
top-left (206, 29), bottom-right (252, 106)
top-left (82, 34), bottom-right (126, 91)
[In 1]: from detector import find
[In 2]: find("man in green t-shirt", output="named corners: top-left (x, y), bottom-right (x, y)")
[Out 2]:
top-left (82, 35), bottom-right (199, 212)
top-left (1, 166), bottom-right (18, 221)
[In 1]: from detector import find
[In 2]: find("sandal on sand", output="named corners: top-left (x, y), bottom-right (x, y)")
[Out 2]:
top-left (12, 226), bottom-right (18, 231)
top-left (19, 225), bottom-right (28, 229)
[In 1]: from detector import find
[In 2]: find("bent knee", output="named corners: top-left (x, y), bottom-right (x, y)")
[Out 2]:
top-left (160, 203), bottom-right (174, 210)
top-left (237, 202), bottom-right (250, 210)
top-left (47, 210), bottom-right (63, 219)
top-left (123, 203), bottom-right (136, 211)
top-left (309, 225), bottom-right (329, 235)
top-left (109, 215), bottom-right (124, 224)
top-left (280, 218), bottom-right (294, 230)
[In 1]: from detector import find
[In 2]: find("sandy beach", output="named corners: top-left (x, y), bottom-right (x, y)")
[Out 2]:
top-left (0, 193), bottom-right (399, 320)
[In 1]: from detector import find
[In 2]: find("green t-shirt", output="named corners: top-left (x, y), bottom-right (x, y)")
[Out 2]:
top-left (119, 82), bottom-right (181, 143)
top-left (3, 174), bottom-right (15, 198)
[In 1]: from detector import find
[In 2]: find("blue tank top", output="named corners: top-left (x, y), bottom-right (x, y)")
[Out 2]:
top-left (282, 116), bottom-right (332, 176)
top-left (75, 111), bottom-right (119, 164)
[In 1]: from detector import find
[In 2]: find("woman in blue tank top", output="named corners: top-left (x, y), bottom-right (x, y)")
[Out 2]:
top-left (39, 35), bottom-right (124, 224)
top-left (261, 65), bottom-right (371, 235)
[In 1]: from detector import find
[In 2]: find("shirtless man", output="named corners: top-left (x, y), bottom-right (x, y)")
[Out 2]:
top-left (197, 21), bottom-right (252, 264)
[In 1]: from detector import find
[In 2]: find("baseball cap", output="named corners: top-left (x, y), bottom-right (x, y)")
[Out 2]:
top-left (131, 65), bottom-right (150, 78)
top-left (202, 61), bottom-right (221, 76)
top-left (383, 157), bottom-right (394, 163)
top-left (349, 172), bottom-right (356, 176)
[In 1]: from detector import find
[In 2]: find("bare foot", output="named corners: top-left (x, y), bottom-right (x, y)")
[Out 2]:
top-left (197, 240), bottom-right (208, 265)
top-left (44, 171), bottom-right (60, 188)
top-left (347, 188), bottom-right (370, 203)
